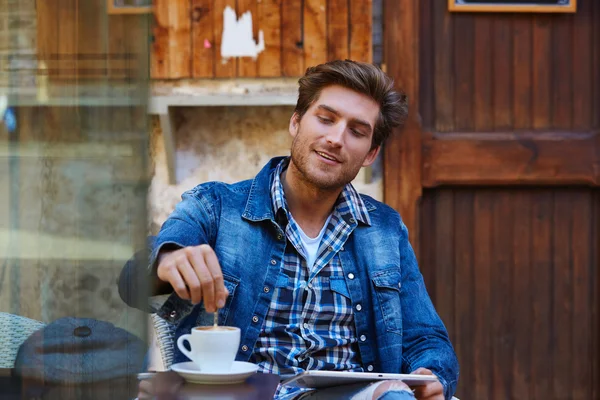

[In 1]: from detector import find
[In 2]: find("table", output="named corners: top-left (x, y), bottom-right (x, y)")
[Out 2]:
top-left (0, 369), bottom-right (280, 400)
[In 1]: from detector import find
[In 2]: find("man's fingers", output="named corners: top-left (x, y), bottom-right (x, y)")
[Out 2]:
top-left (188, 246), bottom-right (216, 312)
top-left (200, 245), bottom-right (228, 308)
top-left (137, 380), bottom-right (154, 400)
top-left (176, 258), bottom-right (202, 304)
top-left (159, 264), bottom-right (190, 301)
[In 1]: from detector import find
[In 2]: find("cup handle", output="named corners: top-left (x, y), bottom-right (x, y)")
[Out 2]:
top-left (176, 334), bottom-right (195, 364)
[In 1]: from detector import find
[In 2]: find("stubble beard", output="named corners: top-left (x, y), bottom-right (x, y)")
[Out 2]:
top-left (289, 129), bottom-right (360, 192)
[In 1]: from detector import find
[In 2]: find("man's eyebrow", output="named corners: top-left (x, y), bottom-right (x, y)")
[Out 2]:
top-left (316, 104), bottom-right (373, 132)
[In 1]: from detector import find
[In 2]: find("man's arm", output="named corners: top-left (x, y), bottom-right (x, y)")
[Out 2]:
top-left (398, 221), bottom-right (459, 400)
top-left (118, 186), bottom-right (223, 312)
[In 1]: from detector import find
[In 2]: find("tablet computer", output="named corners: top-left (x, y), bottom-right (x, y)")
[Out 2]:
top-left (281, 370), bottom-right (438, 390)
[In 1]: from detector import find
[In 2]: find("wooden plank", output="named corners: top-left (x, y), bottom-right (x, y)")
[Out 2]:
top-left (257, 0), bottom-right (282, 77)
top-left (327, 0), bottom-right (349, 61)
top-left (237, 0), bottom-right (258, 77)
top-left (492, 17), bottom-right (513, 130)
top-left (532, 15), bottom-right (552, 129)
top-left (168, 0), bottom-right (192, 78)
top-left (552, 15), bottom-right (573, 130)
top-left (422, 131), bottom-right (600, 187)
top-left (473, 16), bottom-right (493, 131)
top-left (452, 13), bottom-right (473, 131)
top-left (303, 0), bottom-right (327, 67)
top-left (530, 191), bottom-right (553, 400)
top-left (512, 16), bottom-right (533, 130)
top-left (151, 0), bottom-right (170, 79)
top-left (552, 191), bottom-right (573, 399)
top-left (593, 0), bottom-right (600, 128)
top-left (36, 0), bottom-right (58, 80)
top-left (473, 190), bottom-right (492, 399)
top-left (418, 0), bottom-right (434, 130)
top-left (77, 0), bottom-right (107, 81)
top-left (572, 0), bottom-right (592, 130)
top-left (57, 0), bottom-right (77, 82)
top-left (433, 0), bottom-right (454, 132)
top-left (214, 0), bottom-right (236, 78)
top-left (452, 189), bottom-right (474, 399)
top-left (192, 0), bottom-right (215, 78)
top-left (510, 191), bottom-right (532, 399)
top-left (433, 190), bottom-right (454, 338)
top-left (491, 191), bottom-right (513, 399)
top-left (281, 0), bottom-right (303, 76)
top-left (592, 189), bottom-right (600, 400)
top-left (571, 190), bottom-right (593, 399)
top-left (383, 0), bottom-right (421, 252)
top-left (349, 0), bottom-right (372, 62)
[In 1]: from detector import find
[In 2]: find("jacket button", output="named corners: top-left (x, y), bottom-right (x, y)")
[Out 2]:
top-left (277, 234), bottom-right (284, 240)
top-left (263, 286), bottom-right (270, 293)
top-left (169, 310), bottom-right (177, 318)
top-left (252, 316), bottom-right (259, 323)
top-left (241, 345), bottom-right (249, 352)
top-left (367, 365), bottom-right (374, 372)
top-left (349, 218), bottom-right (356, 224)
top-left (360, 335), bottom-right (367, 342)
top-left (348, 273), bottom-right (355, 280)
top-left (355, 304), bottom-right (362, 311)
top-left (270, 259), bottom-right (277, 265)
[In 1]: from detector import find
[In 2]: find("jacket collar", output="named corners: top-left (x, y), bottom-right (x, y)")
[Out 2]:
top-left (242, 156), bottom-right (376, 224)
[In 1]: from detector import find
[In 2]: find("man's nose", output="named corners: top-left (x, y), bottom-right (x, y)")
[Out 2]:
top-left (326, 123), bottom-right (345, 146)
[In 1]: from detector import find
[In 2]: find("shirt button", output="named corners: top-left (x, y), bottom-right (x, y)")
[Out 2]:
top-left (303, 323), bottom-right (309, 329)
top-left (328, 245), bottom-right (333, 252)
top-left (355, 304), bottom-right (362, 311)
top-left (367, 365), bottom-right (374, 372)
top-left (348, 273), bottom-right (355, 280)
top-left (241, 345), bottom-right (249, 352)
top-left (252, 316), bottom-right (259, 323)
top-left (270, 259), bottom-right (277, 265)
top-left (169, 310), bottom-right (177, 318)
top-left (360, 335), bottom-right (367, 342)
top-left (349, 218), bottom-right (356, 224)
top-left (341, 246), bottom-right (345, 251)
top-left (263, 286), bottom-right (270, 293)
top-left (308, 283), bottom-right (313, 289)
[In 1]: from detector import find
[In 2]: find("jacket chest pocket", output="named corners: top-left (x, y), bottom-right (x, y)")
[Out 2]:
top-left (195, 274), bottom-right (240, 326)
top-left (372, 269), bottom-right (402, 335)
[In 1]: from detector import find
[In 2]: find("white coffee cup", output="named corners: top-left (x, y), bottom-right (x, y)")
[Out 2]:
top-left (177, 326), bottom-right (241, 373)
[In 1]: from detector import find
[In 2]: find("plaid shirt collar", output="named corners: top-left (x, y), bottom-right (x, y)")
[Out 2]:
top-left (270, 157), bottom-right (371, 227)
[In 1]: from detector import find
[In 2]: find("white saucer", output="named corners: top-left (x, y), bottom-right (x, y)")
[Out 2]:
top-left (170, 361), bottom-right (259, 384)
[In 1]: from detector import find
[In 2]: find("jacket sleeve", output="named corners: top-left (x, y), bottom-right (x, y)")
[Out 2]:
top-left (117, 186), bottom-right (217, 316)
top-left (398, 221), bottom-right (459, 400)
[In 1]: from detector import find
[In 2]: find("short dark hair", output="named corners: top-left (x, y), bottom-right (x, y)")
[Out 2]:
top-left (295, 59), bottom-right (408, 149)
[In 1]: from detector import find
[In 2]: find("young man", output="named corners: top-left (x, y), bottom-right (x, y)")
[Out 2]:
top-left (127, 60), bottom-right (459, 399)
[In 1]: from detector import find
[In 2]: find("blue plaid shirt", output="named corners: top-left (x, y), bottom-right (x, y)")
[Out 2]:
top-left (249, 158), bottom-right (372, 396)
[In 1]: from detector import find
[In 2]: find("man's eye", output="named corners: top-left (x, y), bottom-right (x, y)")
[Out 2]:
top-left (351, 128), bottom-right (364, 136)
top-left (318, 116), bottom-right (332, 124)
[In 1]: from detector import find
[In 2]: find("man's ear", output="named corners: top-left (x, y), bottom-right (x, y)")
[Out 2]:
top-left (362, 145), bottom-right (381, 167)
top-left (288, 113), bottom-right (300, 138)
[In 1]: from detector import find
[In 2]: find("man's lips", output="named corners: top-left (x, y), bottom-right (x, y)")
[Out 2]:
top-left (315, 150), bottom-right (341, 163)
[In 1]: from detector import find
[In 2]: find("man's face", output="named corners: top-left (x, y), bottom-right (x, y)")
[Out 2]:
top-left (289, 85), bottom-right (381, 191)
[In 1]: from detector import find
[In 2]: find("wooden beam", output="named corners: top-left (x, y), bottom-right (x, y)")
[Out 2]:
top-left (383, 0), bottom-right (422, 255)
top-left (159, 112), bottom-right (177, 185)
top-left (422, 131), bottom-right (600, 187)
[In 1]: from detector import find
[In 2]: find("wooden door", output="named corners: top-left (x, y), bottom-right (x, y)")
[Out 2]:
top-left (383, 1), bottom-right (600, 399)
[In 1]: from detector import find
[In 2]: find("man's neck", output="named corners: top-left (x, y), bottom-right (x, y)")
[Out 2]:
top-left (281, 161), bottom-right (342, 238)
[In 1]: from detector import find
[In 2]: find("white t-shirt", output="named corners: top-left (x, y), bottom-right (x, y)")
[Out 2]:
top-left (297, 214), bottom-right (332, 269)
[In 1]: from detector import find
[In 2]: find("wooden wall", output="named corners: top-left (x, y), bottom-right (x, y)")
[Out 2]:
top-left (151, 0), bottom-right (373, 79)
top-left (36, 0), bottom-right (149, 82)
top-left (383, 1), bottom-right (600, 399)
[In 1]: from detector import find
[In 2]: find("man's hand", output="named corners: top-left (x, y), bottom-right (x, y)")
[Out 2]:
top-left (410, 368), bottom-right (444, 400)
top-left (156, 244), bottom-right (229, 312)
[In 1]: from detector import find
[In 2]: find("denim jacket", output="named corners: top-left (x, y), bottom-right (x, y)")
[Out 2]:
top-left (147, 157), bottom-right (459, 399)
